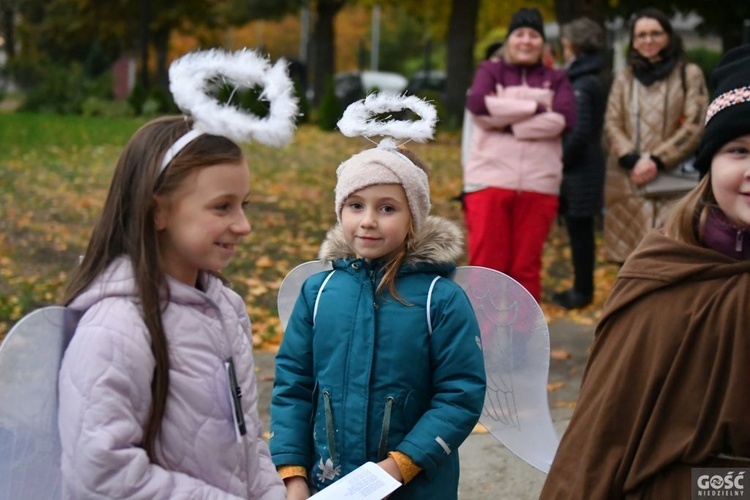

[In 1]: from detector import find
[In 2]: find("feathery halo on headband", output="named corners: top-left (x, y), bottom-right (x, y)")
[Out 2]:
top-left (337, 91), bottom-right (437, 143)
top-left (159, 48), bottom-right (298, 174)
top-left (334, 92), bottom-right (437, 232)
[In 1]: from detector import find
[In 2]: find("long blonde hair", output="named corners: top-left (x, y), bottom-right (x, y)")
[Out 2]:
top-left (662, 174), bottom-right (716, 244)
top-left (374, 146), bottom-right (430, 304)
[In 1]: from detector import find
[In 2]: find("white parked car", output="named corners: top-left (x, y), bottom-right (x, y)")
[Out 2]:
top-left (334, 70), bottom-right (408, 106)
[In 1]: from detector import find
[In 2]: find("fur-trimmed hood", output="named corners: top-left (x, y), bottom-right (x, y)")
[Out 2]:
top-left (318, 215), bottom-right (465, 266)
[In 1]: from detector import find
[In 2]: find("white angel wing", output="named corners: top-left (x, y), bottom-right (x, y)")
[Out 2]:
top-left (0, 306), bottom-right (80, 500)
top-left (275, 262), bottom-right (558, 472)
top-left (277, 261), bottom-right (333, 331)
top-left (453, 266), bottom-right (558, 473)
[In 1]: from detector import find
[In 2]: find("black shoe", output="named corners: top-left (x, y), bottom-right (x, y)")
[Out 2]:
top-left (552, 288), bottom-right (592, 310)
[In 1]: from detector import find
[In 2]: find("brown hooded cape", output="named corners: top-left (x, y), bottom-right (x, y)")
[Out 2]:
top-left (541, 230), bottom-right (750, 499)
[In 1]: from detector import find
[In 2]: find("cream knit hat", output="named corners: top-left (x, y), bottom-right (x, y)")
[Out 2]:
top-left (335, 142), bottom-right (431, 233)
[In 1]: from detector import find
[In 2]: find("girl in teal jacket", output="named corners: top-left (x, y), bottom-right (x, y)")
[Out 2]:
top-left (270, 143), bottom-right (487, 499)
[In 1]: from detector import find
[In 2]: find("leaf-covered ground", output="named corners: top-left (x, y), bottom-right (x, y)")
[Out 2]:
top-left (0, 113), bottom-right (620, 348)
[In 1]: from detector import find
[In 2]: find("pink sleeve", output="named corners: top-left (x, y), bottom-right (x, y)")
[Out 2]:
top-left (481, 94), bottom-right (538, 129)
top-left (512, 112), bottom-right (566, 139)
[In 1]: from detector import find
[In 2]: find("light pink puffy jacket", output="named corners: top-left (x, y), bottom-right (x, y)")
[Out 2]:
top-left (465, 85), bottom-right (566, 195)
top-left (58, 257), bottom-right (284, 499)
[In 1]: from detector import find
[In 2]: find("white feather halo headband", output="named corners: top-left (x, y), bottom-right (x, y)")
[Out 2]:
top-left (160, 48), bottom-right (299, 173)
top-left (336, 91), bottom-right (437, 144)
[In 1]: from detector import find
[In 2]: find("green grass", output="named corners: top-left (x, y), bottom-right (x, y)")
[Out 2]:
top-left (0, 113), bottom-right (470, 347)
top-left (0, 112), bottom-right (616, 348)
top-left (0, 112), bottom-right (146, 151)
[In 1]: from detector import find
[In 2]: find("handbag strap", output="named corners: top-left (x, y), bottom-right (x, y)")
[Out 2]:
top-left (630, 76), bottom-right (640, 152)
top-left (680, 61), bottom-right (687, 94)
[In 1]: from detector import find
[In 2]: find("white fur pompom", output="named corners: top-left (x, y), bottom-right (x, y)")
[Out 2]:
top-left (169, 48), bottom-right (298, 147)
top-left (337, 91), bottom-right (437, 142)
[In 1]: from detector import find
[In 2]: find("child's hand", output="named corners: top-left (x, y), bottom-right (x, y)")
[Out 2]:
top-left (284, 476), bottom-right (310, 500)
top-left (376, 457), bottom-right (403, 483)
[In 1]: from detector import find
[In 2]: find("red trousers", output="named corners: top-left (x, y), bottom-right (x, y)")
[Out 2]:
top-left (463, 188), bottom-right (559, 302)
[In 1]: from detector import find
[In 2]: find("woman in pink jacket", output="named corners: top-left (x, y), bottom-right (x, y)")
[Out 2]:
top-left (464, 7), bottom-right (576, 301)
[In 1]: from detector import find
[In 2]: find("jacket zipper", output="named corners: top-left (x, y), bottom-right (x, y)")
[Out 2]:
top-left (368, 266), bottom-right (379, 309)
top-left (736, 229), bottom-right (744, 253)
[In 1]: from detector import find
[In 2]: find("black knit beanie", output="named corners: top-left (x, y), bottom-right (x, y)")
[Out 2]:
top-left (507, 8), bottom-right (546, 40)
top-left (694, 44), bottom-right (750, 178)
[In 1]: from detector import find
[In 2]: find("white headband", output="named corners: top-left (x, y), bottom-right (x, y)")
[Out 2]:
top-left (158, 129), bottom-right (205, 176)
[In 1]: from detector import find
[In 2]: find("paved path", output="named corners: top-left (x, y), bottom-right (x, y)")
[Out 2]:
top-left (253, 318), bottom-right (594, 499)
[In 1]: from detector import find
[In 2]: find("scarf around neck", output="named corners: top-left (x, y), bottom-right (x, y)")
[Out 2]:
top-left (632, 54), bottom-right (679, 87)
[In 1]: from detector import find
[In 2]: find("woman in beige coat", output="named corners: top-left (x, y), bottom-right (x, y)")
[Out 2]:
top-left (603, 8), bottom-right (707, 263)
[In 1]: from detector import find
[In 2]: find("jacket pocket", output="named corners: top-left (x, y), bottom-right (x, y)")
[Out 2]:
top-left (312, 387), bottom-right (342, 487)
top-left (312, 388), bottom-right (337, 460)
top-left (377, 390), bottom-right (416, 460)
top-left (377, 396), bottom-right (395, 461)
top-left (309, 381), bottom-right (319, 426)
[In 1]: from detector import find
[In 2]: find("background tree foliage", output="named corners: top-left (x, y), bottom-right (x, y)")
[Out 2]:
top-left (0, 0), bottom-right (742, 342)
top-left (0, 113), bottom-right (616, 346)
top-left (1, 0), bottom-right (743, 120)
top-left (555, 0), bottom-right (607, 24)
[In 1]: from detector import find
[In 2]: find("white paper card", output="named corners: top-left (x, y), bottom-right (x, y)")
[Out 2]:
top-left (309, 461), bottom-right (401, 500)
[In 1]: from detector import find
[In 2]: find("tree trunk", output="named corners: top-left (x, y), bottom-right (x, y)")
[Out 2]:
top-left (445, 0), bottom-right (480, 127)
top-left (555, 0), bottom-right (606, 24)
top-left (139, 0), bottom-right (151, 89)
top-left (555, 0), bottom-right (576, 24)
top-left (153, 26), bottom-right (170, 94)
top-left (311, 0), bottom-right (346, 107)
top-left (1, 5), bottom-right (16, 59)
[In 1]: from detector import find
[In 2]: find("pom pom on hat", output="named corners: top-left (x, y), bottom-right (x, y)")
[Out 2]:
top-left (507, 8), bottom-right (546, 40)
top-left (694, 44), bottom-right (750, 178)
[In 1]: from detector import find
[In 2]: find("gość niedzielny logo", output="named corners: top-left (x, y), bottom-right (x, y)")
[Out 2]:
top-left (696, 470), bottom-right (745, 497)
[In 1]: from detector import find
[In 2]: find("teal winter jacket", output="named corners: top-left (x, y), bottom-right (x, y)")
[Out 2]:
top-left (270, 216), bottom-right (487, 499)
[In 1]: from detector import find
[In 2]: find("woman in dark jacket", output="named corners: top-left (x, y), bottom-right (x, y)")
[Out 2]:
top-left (552, 17), bottom-right (607, 309)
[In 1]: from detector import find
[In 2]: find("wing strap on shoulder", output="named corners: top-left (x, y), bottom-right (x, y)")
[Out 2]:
top-left (313, 271), bottom-right (336, 327)
top-left (426, 276), bottom-right (441, 336)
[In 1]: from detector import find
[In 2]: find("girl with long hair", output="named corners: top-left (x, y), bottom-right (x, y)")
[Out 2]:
top-left (59, 116), bottom-right (284, 499)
